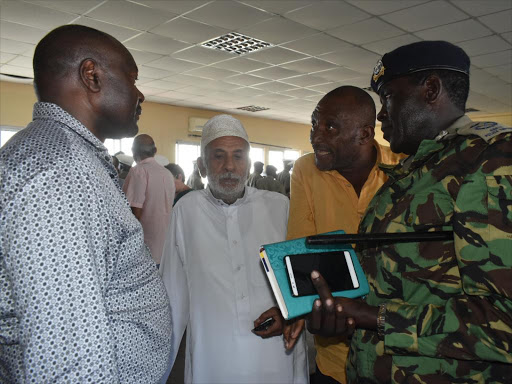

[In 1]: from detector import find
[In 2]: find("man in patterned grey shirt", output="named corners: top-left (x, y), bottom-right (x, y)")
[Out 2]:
top-left (0, 25), bottom-right (172, 383)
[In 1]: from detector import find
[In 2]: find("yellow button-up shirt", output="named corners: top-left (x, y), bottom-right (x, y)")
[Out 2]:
top-left (287, 142), bottom-right (403, 383)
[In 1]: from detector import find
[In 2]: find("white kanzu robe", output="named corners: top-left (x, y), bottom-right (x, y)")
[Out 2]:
top-left (160, 187), bottom-right (308, 384)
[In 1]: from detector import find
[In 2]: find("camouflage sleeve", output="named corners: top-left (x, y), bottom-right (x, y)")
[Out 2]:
top-left (286, 158), bottom-right (316, 240)
top-left (383, 137), bottom-right (512, 363)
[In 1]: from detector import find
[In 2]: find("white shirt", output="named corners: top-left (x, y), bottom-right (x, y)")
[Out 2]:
top-left (160, 187), bottom-right (308, 384)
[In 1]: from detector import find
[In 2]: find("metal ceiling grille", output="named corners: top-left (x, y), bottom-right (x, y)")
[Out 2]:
top-left (237, 105), bottom-right (270, 112)
top-left (201, 32), bottom-right (272, 55)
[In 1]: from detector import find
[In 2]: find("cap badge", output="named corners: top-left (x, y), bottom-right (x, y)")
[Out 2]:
top-left (373, 59), bottom-right (385, 82)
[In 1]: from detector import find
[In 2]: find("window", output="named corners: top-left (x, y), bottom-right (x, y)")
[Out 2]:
top-left (1, 126), bottom-right (23, 148)
top-left (268, 150), bottom-right (285, 173)
top-left (104, 137), bottom-right (134, 157)
top-left (249, 146), bottom-right (264, 173)
top-left (284, 150), bottom-right (300, 162)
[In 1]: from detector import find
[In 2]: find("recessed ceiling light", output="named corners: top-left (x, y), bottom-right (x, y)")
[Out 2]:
top-left (201, 32), bottom-right (272, 55)
top-left (237, 105), bottom-right (270, 112)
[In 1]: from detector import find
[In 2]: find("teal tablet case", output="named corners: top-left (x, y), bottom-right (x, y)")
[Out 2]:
top-left (261, 230), bottom-right (369, 320)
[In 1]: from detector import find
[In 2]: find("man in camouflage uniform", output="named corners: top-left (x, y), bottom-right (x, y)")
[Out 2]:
top-left (306, 41), bottom-right (512, 383)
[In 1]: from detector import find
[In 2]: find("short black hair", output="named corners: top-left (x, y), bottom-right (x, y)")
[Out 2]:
top-left (33, 25), bottom-right (116, 97)
top-left (165, 163), bottom-right (185, 180)
top-left (408, 69), bottom-right (469, 112)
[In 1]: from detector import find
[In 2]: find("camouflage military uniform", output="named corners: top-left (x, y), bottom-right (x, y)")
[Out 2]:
top-left (348, 116), bottom-right (512, 383)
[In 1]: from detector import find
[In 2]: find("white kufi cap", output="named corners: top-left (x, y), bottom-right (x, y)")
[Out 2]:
top-left (200, 114), bottom-right (249, 157)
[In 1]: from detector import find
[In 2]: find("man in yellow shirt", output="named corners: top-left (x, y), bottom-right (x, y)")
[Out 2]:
top-left (286, 86), bottom-right (402, 383)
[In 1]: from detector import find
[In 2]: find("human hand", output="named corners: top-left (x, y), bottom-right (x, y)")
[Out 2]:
top-left (252, 307), bottom-right (284, 338)
top-left (307, 270), bottom-right (378, 337)
top-left (283, 318), bottom-right (305, 350)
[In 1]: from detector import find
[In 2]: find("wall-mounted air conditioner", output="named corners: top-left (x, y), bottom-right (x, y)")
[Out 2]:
top-left (188, 117), bottom-right (209, 134)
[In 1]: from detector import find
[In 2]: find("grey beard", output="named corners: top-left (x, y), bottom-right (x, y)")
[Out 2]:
top-left (208, 171), bottom-right (246, 203)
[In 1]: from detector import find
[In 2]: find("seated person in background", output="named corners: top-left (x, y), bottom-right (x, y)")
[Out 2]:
top-left (123, 134), bottom-right (175, 266)
top-left (159, 114), bottom-right (308, 384)
top-left (246, 160), bottom-right (264, 187)
top-left (306, 40), bottom-right (512, 384)
top-left (165, 163), bottom-right (193, 206)
top-left (285, 85), bottom-right (403, 384)
top-left (256, 165), bottom-right (287, 195)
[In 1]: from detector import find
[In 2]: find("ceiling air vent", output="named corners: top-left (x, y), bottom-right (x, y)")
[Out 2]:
top-left (237, 105), bottom-right (270, 112)
top-left (465, 107), bottom-right (480, 112)
top-left (201, 32), bottom-right (272, 55)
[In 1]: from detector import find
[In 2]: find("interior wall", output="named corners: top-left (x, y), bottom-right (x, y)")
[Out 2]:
top-left (0, 81), bottom-right (315, 162)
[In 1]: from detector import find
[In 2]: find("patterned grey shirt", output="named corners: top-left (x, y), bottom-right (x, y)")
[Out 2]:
top-left (0, 103), bottom-right (172, 383)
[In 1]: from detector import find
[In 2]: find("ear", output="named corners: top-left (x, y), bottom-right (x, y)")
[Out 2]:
top-left (197, 157), bottom-right (207, 178)
top-left (177, 174), bottom-right (184, 182)
top-left (80, 59), bottom-right (101, 93)
top-left (424, 75), bottom-right (442, 105)
top-left (359, 125), bottom-right (375, 145)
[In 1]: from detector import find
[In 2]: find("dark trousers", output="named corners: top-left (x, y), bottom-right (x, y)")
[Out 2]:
top-left (310, 365), bottom-right (341, 384)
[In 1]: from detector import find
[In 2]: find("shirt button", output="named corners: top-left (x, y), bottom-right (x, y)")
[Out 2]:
top-left (233, 240), bottom-right (238, 245)
top-left (236, 265), bottom-right (241, 271)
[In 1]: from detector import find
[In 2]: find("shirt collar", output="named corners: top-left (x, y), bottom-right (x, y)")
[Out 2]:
top-left (33, 102), bottom-right (107, 152)
top-left (136, 157), bottom-right (157, 166)
top-left (206, 185), bottom-right (249, 207)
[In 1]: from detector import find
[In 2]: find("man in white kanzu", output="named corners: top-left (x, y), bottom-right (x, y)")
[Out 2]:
top-left (159, 114), bottom-right (308, 383)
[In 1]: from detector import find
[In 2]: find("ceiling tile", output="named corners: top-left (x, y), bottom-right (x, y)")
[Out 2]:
top-left (251, 81), bottom-right (298, 92)
top-left (136, 85), bottom-right (166, 96)
top-left (206, 91), bottom-right (238, 101)
top-left (212, 57), bottom-right (270, 73)
top-left (0, 64), bottom-right (34, 78)
top-left (224, 73), bottom-right (267, 86)
top-left (346, 0), bottom-right (430, 15)
top-left (0, 1), bottom-right (77, 30)
top-left (74, 17), bottom-right (141, 42)
top-left (363, 34), bottom-right (421, 55)
top-left (0, 52), bottom-right (16, 64)
top-left (484, 64), bottom-right (512, 83)
top-left (6, 55), bottom-right (32, 68)
top-left (230, 86), bottom-right (266, 96)
top-left (450, 0), bottom-right (512, 16)
top-left (327, 17), bottom-right (403, 45)
top-left (0, 38), bottom-right (35, 55)
top-left (240, 1), bottom-right (313, 15)
top-left (172, 46), bottom-right (234, 65)
top-left (414, 19), bottom-right (492, 43)
top-left (142, 79), bottom-right (188, 91)
top-left (143, 56), bottom-right (202, 73)
top-left (185, 1), bottom-right (271, 30)
top-left (320, 47), bottom-right (380, 72)
top-left (124, 33), bottom-right (190, 55)
top-left (478, 9), bottom-right (512, 33)
top-left (244, 46), bottom-right (308, 65)
top-left (138, 66), bottom-right (176, 79)
top-left (286, 1), bottom-right (370, 30)
top-left (381, 1), bottom-right (468, 32)
top-left (151, 17), bottom-right (228, 44)
top-left (86, 1), bottom-right (177, 31)
top-left (282, 33), bottom-right (353, 56)
top-left (307, 82), bottom-right (343, 93)
top-left (281, 58), bottom-right (338, 73)
top-left (128, 49), bottom-right (164, 66)
top-left (503, 32), bottom-right (512, 43)
top-left (250, 66), bottom-right (302, 80)
top-left (459, 35), bottom-right (511, 56)
top-left (280, 88), bottom-right (323, 98)
top-left (0, 21), bottom-right (47, 44)
top-left (238, 16), bottom-right (317, 45)
top-left (184, 66), bottom-right (239, 80)
top-left (471, 49), bottom-right (512, 67)
top-left (158, 89), bottom-right (197, 99)
top-left (314, 67), bottom-right (364, 81)
top-left (280, 74), bottom-right (331, 87)
top-left (141, 1), bottom-right (210, 15)
top-left (23, 0), bottom-right (102, 14)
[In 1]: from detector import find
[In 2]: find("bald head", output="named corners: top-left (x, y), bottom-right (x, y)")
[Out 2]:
top-left (33, 25), bottom-right (130, 100)
top-left (318, 86), bottom-right (376, 128)
top-left (132, 134), bottom-right (156, 161)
